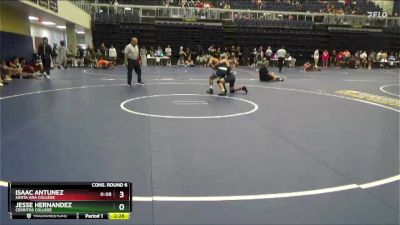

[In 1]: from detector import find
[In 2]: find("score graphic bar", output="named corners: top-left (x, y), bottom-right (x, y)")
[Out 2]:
top-left (9, 182), bottom-right (132, 220)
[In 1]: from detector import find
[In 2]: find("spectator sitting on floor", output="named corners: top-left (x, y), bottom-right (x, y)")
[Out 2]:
top-left (286, 54), bottom-right (296, 67)
top-left (197, 49), bottom-right (208, 67)
top-left (177, 57), bottom-right (186, 67)
top-left (2, 59), bottom-right (22, 80)
top-left (179, 46), bottom-right (187, 59)
top-left (0, 60), bottom-right (10, 86)
top-left (342, 50), bottom-right (351, 65)
top-left (376, 50), bottom-right (382, 62)
top-left (304, 61), bottom-right (321, 72)
top-left (388, 52), bottom-right (397, 68)
top-left (185, 56), bottom-right (195, 67)
top-left (9, 57), bottom-right (24, 79)
top-left (20, 58), bottom-right (39, 78)
top-left (380, 51), bottom-right (388, 68)
top-left (85, 46), bottom-right (97, 68)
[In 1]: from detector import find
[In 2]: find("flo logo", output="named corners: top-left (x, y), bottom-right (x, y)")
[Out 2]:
top-left (367, 11), bottom-right (388, 18)
top-left (26, 213), bottom-right (32, 219)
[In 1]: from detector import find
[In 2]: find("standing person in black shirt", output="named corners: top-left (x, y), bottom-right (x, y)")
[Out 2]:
top-left (38, 37), bottom-right (53, 78)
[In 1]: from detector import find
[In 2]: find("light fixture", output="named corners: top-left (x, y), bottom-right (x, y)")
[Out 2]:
top-left (29, 16), bottom-right (39, 20)
top-left (124, 7), bottom-right (131, 10)
top-left (41, 21), bottom-right (56, 25)
top-left (76, 31), bottom-right (85, 34)
top-left (56, 25), bottom-right (66, 29)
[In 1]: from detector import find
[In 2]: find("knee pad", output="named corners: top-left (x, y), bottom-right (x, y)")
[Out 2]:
top-left (217, 80), bottom-right (221, 84)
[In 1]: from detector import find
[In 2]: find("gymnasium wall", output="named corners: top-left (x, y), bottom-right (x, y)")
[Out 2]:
top-left (0, 3), bottom-right (34, 61)
top-left (30, 24), bottom-right (66, 52)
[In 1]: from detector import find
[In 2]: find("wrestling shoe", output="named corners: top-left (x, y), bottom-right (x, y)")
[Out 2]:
top-left (241, 86), bottom-right (248, 94)
top-left (218, 90), bottom-right (227, 96)
top-left (206, 88), bottom-right (213, 94)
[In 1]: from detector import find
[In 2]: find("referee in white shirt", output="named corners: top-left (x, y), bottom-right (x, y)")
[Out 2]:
top-left (124, 37), bottom-right (143, 86)
top-left (276, 46), bottom-right (287, 73)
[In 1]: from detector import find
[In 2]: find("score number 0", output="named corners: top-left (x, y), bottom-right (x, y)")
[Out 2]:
top-left (119, 191), bottom-right (125, 211)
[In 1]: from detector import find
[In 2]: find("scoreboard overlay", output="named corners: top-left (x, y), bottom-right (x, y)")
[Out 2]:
top-left (8, 182), bottom-right (132, 220)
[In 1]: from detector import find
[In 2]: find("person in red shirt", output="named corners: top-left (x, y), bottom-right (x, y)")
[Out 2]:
top-left (322, 50), bottom-right (330, 68)
top-left (336, 51), bottom-right (343, 68)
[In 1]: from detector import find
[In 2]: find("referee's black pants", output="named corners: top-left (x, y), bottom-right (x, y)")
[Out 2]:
top-left (278, 57), bottom-right (284, 73)
top-left (42, 57), bottom-right (51, 75)
top-left (127, 58), bottom-right (141, 85)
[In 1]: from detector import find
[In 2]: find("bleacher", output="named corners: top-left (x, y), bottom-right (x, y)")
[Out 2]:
top-left (89, 0), bottom-right (399, 65)
top-left (234, 18), bottom-right (314, 29)
top-left (224, 0), bottom-right (382, 15)
top-left (94, 0), bottom-right (383, 15)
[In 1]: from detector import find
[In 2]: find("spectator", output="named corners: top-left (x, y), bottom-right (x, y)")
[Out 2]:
top-left (237, 46), bottom-right (243, 65)
top-left (52, 43), bottom-right (58, 68)
top-left (186, 56), bottom-right (195, 67)
top-left (313, 49), bottom-right (320, 67)
top-left (58, 41), bottom-right (69, 69)
top-left (76, 45), bottom-right (85, 67)
top-left (85, 46), bottom-right (97, 68)
top-left (0, 60), bottom-right (9, 87)
top-left (109, 45), bottom-right (117, 66)
top-left (95, 49), bottom-right (102, 61)
top-left (140, 46), bottom-right (147, 66)
top-left (10, 57), bottom-right (23, 79)
top-left (376, 50), bottom-right (382, 62)
top-left (369, 50), bottom-right (376, 69)
top-left (360, 51), bottom-right (368, 68)
top-left (322, 49), bottom-right (329, 68)
top-left (336, 50), bottom-right (343, 68)
top-left (177, 57), bottom-right (186, 66)
top-left (196, 46), bottom-right (207, 67)
top-left (265, 46), bottom-right (272, 62)
top-left (342, 50), bottom-right (351, 66)
top-left (330, 50), bottom-right (337, 68)
top-left (165, 45), bottom-right (172, 66)
top-left (0, 60), bottom-right (15, 85)
top-left (37, 37), bottom-right (53, 78)
top-left (100, 43), bottom-right (108, 59)
top-left (20, 58), bottom-right (38, 79)
top-left (388, 52), bottom-right (397, 68)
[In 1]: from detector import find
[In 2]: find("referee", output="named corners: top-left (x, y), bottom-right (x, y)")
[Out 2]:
top-left (276, 46), bottom-right (287, 73)
top-left (124, 37), bottom-right (143, 86)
